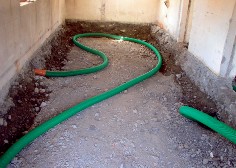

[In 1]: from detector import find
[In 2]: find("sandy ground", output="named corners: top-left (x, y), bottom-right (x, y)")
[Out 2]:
top-left (7, 38), bottom-right (236, 168)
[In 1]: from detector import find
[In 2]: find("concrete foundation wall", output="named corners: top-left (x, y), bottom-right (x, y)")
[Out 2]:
top-left (156, 0), bottom-right (182, 39)
top-left (229, 40), bottom-right (236, 77)
top-left (188, 0), bottom-right (236, 75)
top-left (0, 0), bottom-right (65, 90)
top-left (65, 0), bottom-right (159, 23)
top-left (184, 0), bottom-right (194, 43)
top-left (155, 0), bottom-right (236, 77)
top-left (65, 0), bottom-right (186, 39)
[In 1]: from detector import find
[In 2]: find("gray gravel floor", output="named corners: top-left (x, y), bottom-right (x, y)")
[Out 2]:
top-left (8, 38), bottom-right (236, 168)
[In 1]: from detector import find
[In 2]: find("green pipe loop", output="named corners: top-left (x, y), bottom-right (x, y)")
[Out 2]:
top-left (45, 34), bottom-right (110, 77)
top-left (179, 106), bottom-right (236, 144)
top-left (0, 33), bottom-right (162, 167)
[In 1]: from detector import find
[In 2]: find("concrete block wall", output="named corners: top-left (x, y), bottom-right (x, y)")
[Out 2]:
top-left (65, 0), bottom-right (159, 23)
top-left (0, 0), bottom-right (65, 90)
top-left (155, 0), bottom-right (236, 78)
top-left (188, 0), bottom-right (236, 76)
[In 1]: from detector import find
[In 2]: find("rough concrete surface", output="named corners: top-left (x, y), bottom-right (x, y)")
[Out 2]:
top-left (7, 37), bottom-right (236, 168)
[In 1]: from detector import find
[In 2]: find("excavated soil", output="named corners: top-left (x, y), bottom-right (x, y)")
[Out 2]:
top-left (0, 21), bottom-right (235, 167)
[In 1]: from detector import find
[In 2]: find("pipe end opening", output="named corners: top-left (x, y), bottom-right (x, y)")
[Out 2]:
top-left (34, 69), bottom-right (46, 76)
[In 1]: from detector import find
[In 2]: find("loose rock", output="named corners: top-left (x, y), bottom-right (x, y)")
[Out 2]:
top-left (93, 75), bottom-right (97, 79)
top-left (196, 149), bottom-right (201, 155)
top-left (191, 154), bottom-right (196, 158)
top-left (176, 74), bottom-right (182, 79)
top-left (35, 107), bottom-right (40, 112)
top-left (3, 120), bottom-right (7, 127)
top-left (72, 125), bottom-right (77, 129)
top-left (34, 88), bottom-right (39, 93)
top-left (40, 89), bottom-right (46, 93)
top-left (133, 109), bottom-right (138, 114)
top-left (203, 159), bottom-right (209, 165)
top-left (210, 152), bottom-right (214, 158)
top-left (40, 102), bottom-right (47, 108)
top-left (0, 118), bottom-right (4, 126)
top-left (94, 112), bottom-right (101, 121)
top-left (89, 125), bottom-right (96, 131)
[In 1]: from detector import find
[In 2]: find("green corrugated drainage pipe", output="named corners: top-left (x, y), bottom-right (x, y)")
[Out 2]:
top-left (0, 33), bottom-right (162, 167)
top-left (233, 85), bottom-right (236, 92)
top-left (233, 77), bottom-right (236, 92)
top-left (179, 106), bottom-right (236, 144)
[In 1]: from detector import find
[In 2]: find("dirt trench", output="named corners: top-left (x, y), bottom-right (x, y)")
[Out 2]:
top-left (0, 21), bottom-right (235, 167)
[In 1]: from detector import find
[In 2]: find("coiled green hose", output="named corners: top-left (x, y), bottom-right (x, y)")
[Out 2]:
top-left (0, 33), bottom-right (162, 167)
top-left (179, 106), bottom-right (236, 144)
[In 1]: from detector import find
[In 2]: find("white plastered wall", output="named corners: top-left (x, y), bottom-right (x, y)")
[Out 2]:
top-left (188, 0), bottom-right (236, 75)
top-left (184, 0), bottom-right (194, 43)
top-left (65, 0), bottom-right (159, 23)
top-left (220, 2), bottom-right (236, 78)
top-left (156, 0), bottom-right (236, 77)
top-left (0, 0), bottom-right (65, 90)
top-left (65, 0), bottom-right (188, 39)
top-left (156, 0), bottom-right (184, 39)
